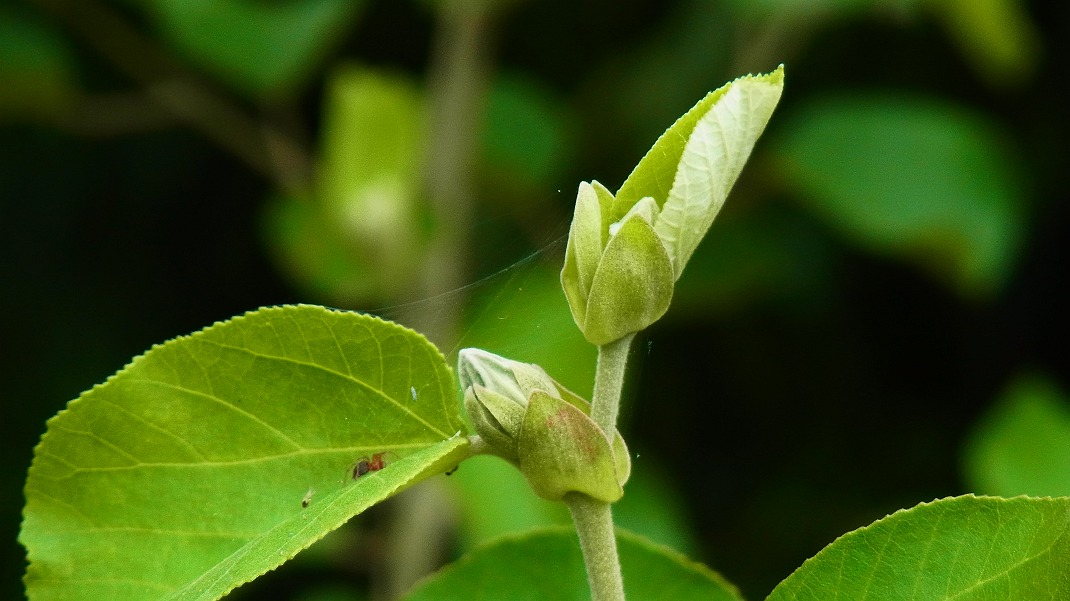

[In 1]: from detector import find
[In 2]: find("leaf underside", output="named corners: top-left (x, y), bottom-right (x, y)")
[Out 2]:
top-left (21, 304), bottom-right (468, 601)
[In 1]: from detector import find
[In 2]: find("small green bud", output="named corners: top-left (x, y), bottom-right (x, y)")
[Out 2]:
top-left (459, 348), bottom-right (561, 463)
top-left (561, 181), bottom-right (675, 346)
top-left (458, 348), bottom-right (631, 500)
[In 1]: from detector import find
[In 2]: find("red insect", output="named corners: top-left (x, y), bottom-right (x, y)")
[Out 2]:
top-left (352, 452), bottom-right (387, 479)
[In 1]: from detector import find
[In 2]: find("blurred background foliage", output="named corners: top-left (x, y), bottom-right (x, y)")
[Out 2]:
top-left (2, 0), bottom-right (1068, 599)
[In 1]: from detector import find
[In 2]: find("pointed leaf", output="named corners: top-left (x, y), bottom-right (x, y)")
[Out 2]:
top-left (403, 527), bottom-right (744, 601)
top-left (654, 67), bottom-right (784, 278)
top-left (766, 495), bottom-right (1070, 600)
top-left (21, 305), bottom-right (468, 601)
top-left (615, 67), bottom-right (783, 224)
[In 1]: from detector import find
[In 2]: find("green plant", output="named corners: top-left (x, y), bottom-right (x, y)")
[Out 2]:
top-left (18, 64), bottom-right (1070, 601)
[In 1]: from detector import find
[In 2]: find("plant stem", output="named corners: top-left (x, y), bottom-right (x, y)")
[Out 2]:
top-left (565, 493), bottom-right (626, 601)
top-left (564, 333), bottom-right (634, 601)
top-left (590, 333), bottom-right (635, 436)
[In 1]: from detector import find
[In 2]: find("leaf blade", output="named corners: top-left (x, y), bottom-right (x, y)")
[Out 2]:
top-left (21, 305), bottom-right (466, 601)
top-left (766, 495), bottom-right (1070, 601)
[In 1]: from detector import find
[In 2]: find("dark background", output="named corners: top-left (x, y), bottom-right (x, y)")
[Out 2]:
top-left (3, 0), bottom-right (1068, 599)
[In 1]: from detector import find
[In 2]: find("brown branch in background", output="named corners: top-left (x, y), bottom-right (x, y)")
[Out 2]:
top-left (402, 2), bottom-right (496, 348)
top-left (32, 0), bottom-right (312, 198)
top-left (380, 3), bottom-right (500, 601)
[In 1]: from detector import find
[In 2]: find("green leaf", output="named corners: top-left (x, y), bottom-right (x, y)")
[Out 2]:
top-left (21, 305), bottom-right (469, 601)
top-left (614, 66), bottom-right (783, 277)
top-left (150, 0), bottom-right (362, 97)
top-left (766, 495), bottom-right (1070, 600)
top-left (652, 66), bottom-right (784, 278)
top-left (963, 374), bottom-right (1070, 497)
top-left (774, 94), bottom-right (1026, 297)
top-left (403, 527), bottom-right (744, 601)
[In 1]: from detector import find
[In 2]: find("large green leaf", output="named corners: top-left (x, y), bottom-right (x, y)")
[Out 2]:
top-left (403, 527), bottom-right (743, 601)
top-left (774, 95), bottom-right (1026, 296)
top-left (766, 495), bottom-right (1070, 600)
top-left (21, 305), bottom-right (469, 601)
top-left (963, 374), bottom-right (1070, 497)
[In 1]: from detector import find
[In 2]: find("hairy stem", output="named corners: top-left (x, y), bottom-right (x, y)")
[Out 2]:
top-left (565, 333), bottom-right (634, 601)
top-left (565, 493), bottom-right (626, 601)
top-left (590, 333), bottom-right (635, 436)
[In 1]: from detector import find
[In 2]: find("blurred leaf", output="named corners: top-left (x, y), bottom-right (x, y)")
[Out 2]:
top-left (924, 0), bottom-right (1041, 87)
top-left (963, 374), bottom-right (1070, 497)
top-left (448, 455), bottom-right (570, 549)
top-left (723, 0), bottom-right (878, 19)
top-left (774, 95), bottom-right (1027, 297)
top-left (403, 528), bottom-right (743, 601)
top-left (613, 458), bottom-right (697, 555)
top-left (149, 0), bottom-right (362, 97)
top-left (0, 8), bottom-right (76, 120)
top-left (767, 495), bottom-right (1070, 600)
top-left (263, 66), bottom-right (426, 305)
top-left (480, 72), bottom-right (573, 192)
top-left (21, 305), bottom-right (469, 601)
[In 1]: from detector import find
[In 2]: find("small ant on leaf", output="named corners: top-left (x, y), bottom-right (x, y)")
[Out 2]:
top-left (352, 452), bottom-right (387, 479)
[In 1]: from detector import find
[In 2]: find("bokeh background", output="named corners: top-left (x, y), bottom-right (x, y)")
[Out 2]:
top-left (3, 0), bottom-right (1069, 599)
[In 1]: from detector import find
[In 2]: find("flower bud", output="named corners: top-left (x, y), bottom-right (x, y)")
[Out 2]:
top-left (561, 67), bottom-right (785, 346)
top-left (458, 348), bottom-right (631, 500)
top-left (560, 181), bottom-right (675, 346)
top-left (459, 348), bottom-right (561, 463)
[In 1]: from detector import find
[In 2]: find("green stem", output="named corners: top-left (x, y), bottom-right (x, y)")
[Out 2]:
top-left (565, 493), bottom-right (626, 601)
top-left (564, 333), bottom-right (634, 601)
top-left (590, 333), bottom-right (635, 436)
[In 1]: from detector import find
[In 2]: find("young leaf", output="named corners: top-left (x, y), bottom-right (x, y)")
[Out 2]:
top-left (766, 495), bottom-right (1070, 600)
top-left (21, 305), bottom-right (468, 601)
top-left (615, 66), bottom-right (784, 278)
top-left (403, 527), bottom-right (743, 601)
